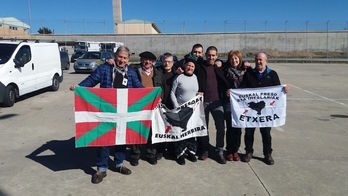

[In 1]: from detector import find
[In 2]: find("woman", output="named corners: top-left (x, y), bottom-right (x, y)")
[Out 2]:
top-left (170, 57), bottom-right (199, 165)
top-left (223, 50), bottom-right (250, 161)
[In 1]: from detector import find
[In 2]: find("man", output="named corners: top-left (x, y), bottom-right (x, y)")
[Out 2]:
top-left (242, 52), bottom-right (289, 165)
top-left (130, 51), bottom-right (163, 166)
top-left (160, 52), bottom-right (176, 110)
top-left (175, 44), bottom-right (204, 75)
top-left (195, 46), bottom-right (228, 164)
top-left (70, 46), bottom-right (143, 184)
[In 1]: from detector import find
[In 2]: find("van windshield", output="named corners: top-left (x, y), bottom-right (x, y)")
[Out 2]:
top-left (0, 44), bottom-right (18, 64)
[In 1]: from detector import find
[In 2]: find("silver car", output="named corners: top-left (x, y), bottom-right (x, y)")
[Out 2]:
top-left (73, 51), bottom-right (112, 73)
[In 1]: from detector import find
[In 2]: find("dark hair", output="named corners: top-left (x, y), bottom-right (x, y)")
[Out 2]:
top-left (191, 43), bottom-right (203, 53)
top-left (206, 46), bottom-right (218, 54)
top-left (161, 52), bottom-right (173, 62)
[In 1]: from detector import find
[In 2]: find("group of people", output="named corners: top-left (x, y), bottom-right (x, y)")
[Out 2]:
top-left (70, 44), bottom-right (289, 184)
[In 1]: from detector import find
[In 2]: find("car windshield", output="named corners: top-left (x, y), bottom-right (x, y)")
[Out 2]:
top-left (81, 52), bottom-right (101, 59)
top-left (0, 44), bottom-right (18, 64)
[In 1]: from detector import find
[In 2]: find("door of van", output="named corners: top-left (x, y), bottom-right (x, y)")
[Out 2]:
top-left (12, 45), bottom-right (37, 95)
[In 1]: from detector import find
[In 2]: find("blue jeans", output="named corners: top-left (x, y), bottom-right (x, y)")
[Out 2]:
top-left (96, 145), bottom-right (126, 172)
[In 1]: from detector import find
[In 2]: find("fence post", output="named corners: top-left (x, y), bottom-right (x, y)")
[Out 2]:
top-left (326, 20), bottom-right (329, 63)
top-left (285, 20), bottom-right (288, 63)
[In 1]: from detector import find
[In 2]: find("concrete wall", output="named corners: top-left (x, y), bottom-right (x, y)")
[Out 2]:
top-left (6, 31), bottom-right (348, 57)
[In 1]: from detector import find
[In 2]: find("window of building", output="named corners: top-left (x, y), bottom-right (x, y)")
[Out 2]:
top-left (9, 26), bottom-right (18, 30)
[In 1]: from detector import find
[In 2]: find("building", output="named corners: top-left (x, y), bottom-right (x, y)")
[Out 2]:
top-left (112, 0), bottom-right (160, 34)
top-left (116, 20), bottom-right (161, 34)
top-left (0, 17), bottom-right (30, 38)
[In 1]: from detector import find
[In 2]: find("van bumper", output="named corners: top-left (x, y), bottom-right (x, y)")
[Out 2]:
top-left (0, 82), bottom-right (5, 103)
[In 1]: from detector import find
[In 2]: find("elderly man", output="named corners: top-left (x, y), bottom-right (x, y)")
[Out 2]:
top-left (70, 46), bottom-right (143, 184)
top-left (242, 52), bottom-right (289, 165)
top-left (130, 51), bottom-right (163, 166)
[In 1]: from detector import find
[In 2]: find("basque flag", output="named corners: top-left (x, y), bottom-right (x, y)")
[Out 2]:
top-left (74, 86), bottom-right (161, 147)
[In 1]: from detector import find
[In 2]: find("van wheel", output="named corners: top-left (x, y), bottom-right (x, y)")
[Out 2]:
top-left (3, 85), bottom-right (16, 107)
top-left (51, 75), bottom-right (60, 91)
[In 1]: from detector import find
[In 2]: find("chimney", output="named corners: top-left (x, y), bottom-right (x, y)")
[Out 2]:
top-left (112, 0), bottom-right (122, 34)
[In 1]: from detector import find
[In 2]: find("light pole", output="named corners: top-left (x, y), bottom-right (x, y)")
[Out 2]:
top-left (28, 0), bottom-right (32, 34)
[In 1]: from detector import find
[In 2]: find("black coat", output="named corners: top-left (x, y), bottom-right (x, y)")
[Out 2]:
top-left (242, 66), bottom-right (281, 88)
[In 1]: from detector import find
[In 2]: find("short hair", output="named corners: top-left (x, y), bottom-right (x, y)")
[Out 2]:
top-left (255, 52), bottom-right (267, 59)
top-left (227, 50), bottom-right (243, 66)
top-left (191, 43), bottom-right (203, 53)
top-left (114, 46), bottom-right (130, 57)
top-left (206, 46), bottom-right (218, 54)
top-left (161, 52), bottom-right (173, 62)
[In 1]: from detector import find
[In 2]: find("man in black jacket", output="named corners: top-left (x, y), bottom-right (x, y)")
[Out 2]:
top-left (242, 52), bottom-right (289, 165)
top-left (195, 46), bottom-right (229, 164)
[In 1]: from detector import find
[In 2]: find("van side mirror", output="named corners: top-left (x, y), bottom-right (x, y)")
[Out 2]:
top-left (13, 59), bottom-right (24, 68)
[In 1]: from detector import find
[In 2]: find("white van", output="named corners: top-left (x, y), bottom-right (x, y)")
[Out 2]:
top-left (0, 41), bottom-right (63, 107)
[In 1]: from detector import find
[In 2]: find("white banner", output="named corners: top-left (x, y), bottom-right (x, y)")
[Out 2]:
top-left (151, 95), bottom-right (208, 143)
top-left (230, 85), bottom-right (287, 128)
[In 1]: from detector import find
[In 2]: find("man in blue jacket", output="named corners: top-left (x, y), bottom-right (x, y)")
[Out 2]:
top-left (70, 46), bottom-right (143, 184)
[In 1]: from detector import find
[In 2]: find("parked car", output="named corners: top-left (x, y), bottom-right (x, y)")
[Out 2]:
top-left (0, 41), bottom-right (63, 107)
top-left (73, 51), bottom-right (112, 73)
top-left (70, 51), bottom-right (86, 63)
top-left (60, 51), bottom-right (70, 70)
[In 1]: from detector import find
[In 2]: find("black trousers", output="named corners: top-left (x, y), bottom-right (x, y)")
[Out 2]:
top-left (174, 138), bottom-right (196, 158)
top-left (244, 127), bottom-right (272, 155)
top-left (130, 131), bottom-right (156, 160)
top-left (225, 111), bottom-right (242, 154)
top-left (197, 100), bottom-right (225, 155)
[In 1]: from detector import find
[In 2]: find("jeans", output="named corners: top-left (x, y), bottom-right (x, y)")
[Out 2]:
top-left (244, 127), bottom-right (272, 155)
top-left (130, 130), bottom-right (156, 161)
top-left (96, 145), bottom-right (126, 172)
top-left (197, 100), bottom-right (225, 155)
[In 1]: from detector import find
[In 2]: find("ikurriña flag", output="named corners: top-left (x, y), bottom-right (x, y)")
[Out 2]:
top-left (74, 86), bottom-right (161, 147)
top-left (230, 85), bottom-right (287, 128)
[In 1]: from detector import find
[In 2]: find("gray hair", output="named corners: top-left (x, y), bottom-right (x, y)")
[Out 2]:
top-left (115, 46), bottom-right (130, 57)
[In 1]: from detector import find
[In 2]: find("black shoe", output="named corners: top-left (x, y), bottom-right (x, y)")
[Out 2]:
top-left (243, 152), bottom-right (253, 163)
top-left (148, 157), bottom-right (157, 165)
top-left (156, 152), bottom-right (163, 160)
top-left (176, 156), bottom-right (185, 165)
top-left (130, 159), bottom-right (139, 166)
top-left (187, 153), bottom-right (197, 162)
top-left (264, 154), bottom-right (274, 165)
top-left (115, 166), bottom-right (132, 175)
top-left (91, 171), bottom-right (106, 184)
top-left (216, 153), bottom-right (226, 164)
top-left (198, 152), bottom-right (209, 161)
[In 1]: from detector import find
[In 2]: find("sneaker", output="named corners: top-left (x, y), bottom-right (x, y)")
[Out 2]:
top-left (227, 153), bottom-right (233, 161)
top-left (233, 152), bottom-right (240, 161)
top-left (187, 153), bottom-right (197, 162)
top-left (91, 171), bottom-right (106, 184)
top-left (243, 152), bottom-right (253, 163)
top-left (216, 153), bottom-right (226, 164)
top-left (130, 159), bottom-right (139, 166)
top-left (148, 157), bottom-right (157, 165)
top-left (176, 156), bottom-right (185, 165)
top-left (264, 154), bottom-right (274, 165)
top-left (116, 166), bottom-right (132, 175)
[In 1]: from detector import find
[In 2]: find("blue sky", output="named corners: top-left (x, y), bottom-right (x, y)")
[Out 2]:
top-left (1, 0), bottom-right (348, 34)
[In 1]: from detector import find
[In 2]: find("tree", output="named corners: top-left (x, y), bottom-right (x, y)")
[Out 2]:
top-left (38, 27), bottom-right (53, 34)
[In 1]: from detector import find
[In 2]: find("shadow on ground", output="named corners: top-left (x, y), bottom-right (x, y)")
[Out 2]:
top-left (26, 137), bottom-right (97, 175)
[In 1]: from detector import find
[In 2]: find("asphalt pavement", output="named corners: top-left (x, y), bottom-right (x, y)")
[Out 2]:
top-left (0, 63), bottom-right (348, 196)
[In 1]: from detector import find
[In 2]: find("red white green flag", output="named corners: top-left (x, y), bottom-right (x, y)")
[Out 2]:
top-left (74, 86), bottom-right (161, 148)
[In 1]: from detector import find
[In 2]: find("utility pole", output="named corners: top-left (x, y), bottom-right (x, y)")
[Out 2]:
top-left (28, 0), bottom-right (32, 34)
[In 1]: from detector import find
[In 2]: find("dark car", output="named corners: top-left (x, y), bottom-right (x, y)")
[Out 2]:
top-left (60, 51), bottom-right (70, 70)
top-left (70, 51), bottom-right (86, 63)
top-left (73, 51), bottom-right (112, 73)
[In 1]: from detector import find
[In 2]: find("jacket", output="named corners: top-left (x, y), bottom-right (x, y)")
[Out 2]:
top-left (79, 62), bottom-right (143, 88)
top-left (241, 66), bottom-right (281, 88)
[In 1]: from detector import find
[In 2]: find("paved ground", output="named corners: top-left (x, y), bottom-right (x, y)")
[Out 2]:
top-left (0, 63), bottom-right (348, 196)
